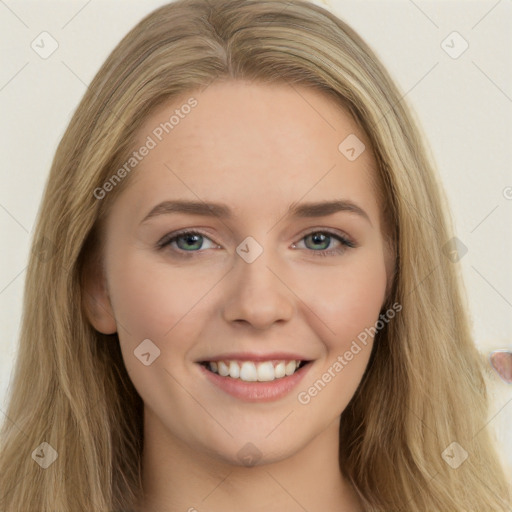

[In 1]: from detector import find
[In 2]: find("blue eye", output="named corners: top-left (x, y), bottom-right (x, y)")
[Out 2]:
top-left (294, 231), bottom-right (356, 256)
top-left (157, 229), bottom-right (355, 258)
top-left (159, 231), bottom-right (217, 252)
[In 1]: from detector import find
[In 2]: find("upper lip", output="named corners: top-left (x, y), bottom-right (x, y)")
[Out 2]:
top-left (197, 352), bottom-right (312, 363)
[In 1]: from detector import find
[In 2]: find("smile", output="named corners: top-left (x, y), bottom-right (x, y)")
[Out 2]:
top-left (197, 358), bottom-right (313, 402)
top-left (200, 359), bottom-right (308, 382)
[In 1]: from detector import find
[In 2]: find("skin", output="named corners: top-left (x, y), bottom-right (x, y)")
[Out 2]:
top-left (85, 80), bottom-right (394, 512)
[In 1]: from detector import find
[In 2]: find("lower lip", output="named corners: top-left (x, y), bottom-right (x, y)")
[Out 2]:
top-left (197, 362), bottom-right (312, 402)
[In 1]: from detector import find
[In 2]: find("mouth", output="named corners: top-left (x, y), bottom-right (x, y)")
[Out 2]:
top-left (198, 359), bottom-right (312, 382)
top-left (197, 357), bottom-right (314, 402)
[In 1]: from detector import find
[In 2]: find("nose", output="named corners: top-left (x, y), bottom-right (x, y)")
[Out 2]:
top-left (221, 249), bottom-right (295, 330)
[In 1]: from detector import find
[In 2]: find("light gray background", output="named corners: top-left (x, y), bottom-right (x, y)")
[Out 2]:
top-left (1, 0), bottom-right (511, 472)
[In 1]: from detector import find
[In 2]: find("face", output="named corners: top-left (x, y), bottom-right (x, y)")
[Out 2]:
top-left (86, 80), bottom-right (392, 466)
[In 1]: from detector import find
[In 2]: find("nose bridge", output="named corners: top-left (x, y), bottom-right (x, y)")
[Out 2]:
top-left (221, 237), bottom-right (295, 329)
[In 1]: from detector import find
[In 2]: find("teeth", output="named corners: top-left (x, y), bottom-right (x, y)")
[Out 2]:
top-left (274, 362), bottom-right (286, 379)
top-left (218, 361), bottom-right (229, 377)
top-left (240, 362), bottom-right (258, 382)
top-left (229, 361), bottom-right (240, 379)
top-left (285, 360), bottom-right (296, 376)
top-left (257, 361), bottom-right (274, 381)
top-left (206, 360), bottom-right (303, 382)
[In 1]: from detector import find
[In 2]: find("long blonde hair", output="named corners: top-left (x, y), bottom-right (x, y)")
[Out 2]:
top-left (1, 0), bottom-right (510, 510)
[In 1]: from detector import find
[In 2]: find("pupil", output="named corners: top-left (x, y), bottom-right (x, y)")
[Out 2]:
top-left (309, 232), bottom-right (329, 250)
top-left (179, 234), bottom-right (202, 251)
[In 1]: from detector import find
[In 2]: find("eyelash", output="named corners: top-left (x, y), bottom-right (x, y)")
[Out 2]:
top-left (156, 228), bottom-right (356, 258)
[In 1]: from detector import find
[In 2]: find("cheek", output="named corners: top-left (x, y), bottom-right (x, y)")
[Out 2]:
top-left (107, 250), bottom-right (217, 340)
top-left (297, 247), bottom-right (388, 350)
top-left (294, 251), bottom-right (387, 414)
top-left (104, 249), bottom-right (232, 396)
top-left (104, 251), bottom-right (215, 406)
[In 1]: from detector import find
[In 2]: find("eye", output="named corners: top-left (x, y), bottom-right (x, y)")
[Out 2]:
top-left (157, 230), bottom-right (218, 255)
top-left (292, 230), bottom-right (356, 257)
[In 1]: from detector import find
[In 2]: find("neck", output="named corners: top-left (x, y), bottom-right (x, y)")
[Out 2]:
top-left (135, 408), bottom-right (363, 512)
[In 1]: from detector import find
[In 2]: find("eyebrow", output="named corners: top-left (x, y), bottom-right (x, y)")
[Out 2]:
top-left (140, 199), bottom-right (372, 226)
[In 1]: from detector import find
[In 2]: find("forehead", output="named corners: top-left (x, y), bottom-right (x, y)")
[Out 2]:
top-left (117, 80), bottom-right (380, 223)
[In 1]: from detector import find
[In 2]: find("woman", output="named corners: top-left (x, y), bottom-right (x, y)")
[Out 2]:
top-left (1, 0), bottom-right (510, 510)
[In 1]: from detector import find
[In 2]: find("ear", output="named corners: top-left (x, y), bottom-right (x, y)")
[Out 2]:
top-left (82, 256), bottom-right (117, 335)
